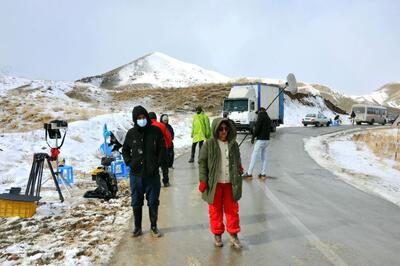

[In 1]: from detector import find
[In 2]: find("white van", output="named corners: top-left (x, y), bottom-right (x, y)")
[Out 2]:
top-left (351, 104), bottom-right (387, 125)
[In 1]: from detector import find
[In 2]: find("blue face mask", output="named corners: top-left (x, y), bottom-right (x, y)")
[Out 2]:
top-left (137, 118), bottom-right (147, 127)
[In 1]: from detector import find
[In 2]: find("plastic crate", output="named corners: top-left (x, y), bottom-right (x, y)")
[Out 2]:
top-left (0, 199), bottom-right (37, 218)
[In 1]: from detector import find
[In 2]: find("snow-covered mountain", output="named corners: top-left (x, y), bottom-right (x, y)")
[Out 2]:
top-left (79, 52), bottom-right (230, 88)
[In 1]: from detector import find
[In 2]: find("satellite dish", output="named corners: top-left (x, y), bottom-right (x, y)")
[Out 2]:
top-left (286, 73), bottom-right (298, 94)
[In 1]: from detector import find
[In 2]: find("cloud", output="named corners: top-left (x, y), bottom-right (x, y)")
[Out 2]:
top-left (0, 0), bottom-right (399, 94)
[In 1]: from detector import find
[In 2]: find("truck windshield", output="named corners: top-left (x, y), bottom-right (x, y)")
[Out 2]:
top-left (224, 99), bottom-right (248, 112)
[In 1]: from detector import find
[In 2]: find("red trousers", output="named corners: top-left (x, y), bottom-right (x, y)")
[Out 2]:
top-left (208, 183), bottom-right (240, 234)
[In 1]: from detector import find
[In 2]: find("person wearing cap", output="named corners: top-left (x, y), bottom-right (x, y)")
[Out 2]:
top-left (160, 114), bottom-right (175, 169)
top-left (189, 106), bottom-right (211, 163)
top-left (198, 117), bottom-right (243, 248)
top-left (122, 105), bottom-right (167, 238)
top-left (242, 107), bottom-right (271, 180)
top-left (148, 112), bottom-right (172, 187)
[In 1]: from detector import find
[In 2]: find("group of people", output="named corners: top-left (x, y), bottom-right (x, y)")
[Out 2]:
top-left (122, 105), bottom-right (272, 249)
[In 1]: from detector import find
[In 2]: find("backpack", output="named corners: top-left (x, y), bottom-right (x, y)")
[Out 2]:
top-left (84, 171), bottom-right (118, 200)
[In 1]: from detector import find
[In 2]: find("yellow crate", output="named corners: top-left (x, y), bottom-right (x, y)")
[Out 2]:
top-left (0, 199), bottom-right (37, 218)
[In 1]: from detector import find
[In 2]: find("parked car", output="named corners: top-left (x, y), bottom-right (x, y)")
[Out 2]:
top-left (387, 113), bottom-right (399, 125)
top-left (302, 113), bottom-right (331, 127)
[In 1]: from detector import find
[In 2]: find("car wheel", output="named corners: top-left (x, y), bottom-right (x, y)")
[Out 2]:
top-left (356, 121), bottom-right (361, 125)
top-left (315, 122), bottom-right (320, 127)
top-left (326, 122), bottom-right (330, 127)
top-left (303, 124), bottom-right (307, 127)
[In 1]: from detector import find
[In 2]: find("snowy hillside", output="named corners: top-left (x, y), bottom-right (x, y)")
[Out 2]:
top-left (350, 83), bottom-right (400, 108)
top-left (297, 81), bottom-right (400, 111)
top-left (0, 75), bottom-right (74, 97)
top-left (79, 52), bottom-right (230, 88)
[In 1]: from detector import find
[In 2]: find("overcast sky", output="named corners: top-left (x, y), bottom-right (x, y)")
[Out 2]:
top-left (1, 0), bottom-right (399, 95)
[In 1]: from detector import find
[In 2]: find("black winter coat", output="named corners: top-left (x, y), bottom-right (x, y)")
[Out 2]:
top-left (166, 124), bottom-right (174, 140)
top-left (122, 125), bottom-right (167, 177)
top-left (252, 111), bottom-right (271, 141)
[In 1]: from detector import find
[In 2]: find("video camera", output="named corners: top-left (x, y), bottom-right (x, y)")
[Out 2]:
top-left (44, 120), bottom-right (68, 139)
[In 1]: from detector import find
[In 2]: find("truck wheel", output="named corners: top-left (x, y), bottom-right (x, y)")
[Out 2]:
top-left (369, 119), bottom-right (375, 125)
top-left (356, 122), bottom-right (361, 125)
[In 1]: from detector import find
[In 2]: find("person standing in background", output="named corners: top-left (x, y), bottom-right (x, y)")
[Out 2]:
top-left (189, 106), bottom-right (211, 163)
top-left (242, 107), bottom-right (271, 180)
top-left (160, 114), bottom-right (175, 169)
top-left (148, 112), bottom-right (172, 187)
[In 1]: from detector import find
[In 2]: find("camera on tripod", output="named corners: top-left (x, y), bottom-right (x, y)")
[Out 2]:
top-left (44, 120), bottom-right (68, 139)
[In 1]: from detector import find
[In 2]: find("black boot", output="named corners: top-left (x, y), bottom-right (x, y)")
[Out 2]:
top-left (162, 166), bottom-right (170, 187)
top-left (132, 208), bottom-right (142, 237)
top-left (149, 206), bottom-right (161, 237)
top-left (189, 143), bottom-right (196, 163)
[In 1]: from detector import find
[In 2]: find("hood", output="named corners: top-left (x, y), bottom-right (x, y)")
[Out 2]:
top-left (148, 112), bottom-right (157, 120)
top-left (211, 117), bottom-right (237, 142)
top-left (132, 105), bottom-right (151, 126)
top-left (160, 114), bottom-right (169, 123)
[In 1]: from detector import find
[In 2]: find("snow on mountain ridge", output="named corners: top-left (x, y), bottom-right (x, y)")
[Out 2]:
top-left (88, 51), bottom-right (230, 88)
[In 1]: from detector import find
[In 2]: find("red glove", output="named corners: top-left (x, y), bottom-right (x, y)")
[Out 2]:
top-left (198, 181), bottom-right (207, 193)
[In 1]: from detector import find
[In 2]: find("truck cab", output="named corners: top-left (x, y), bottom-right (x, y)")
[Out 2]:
top-left (223, 83), bottom-right (284, 133)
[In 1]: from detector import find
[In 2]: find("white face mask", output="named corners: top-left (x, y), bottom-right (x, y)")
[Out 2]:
top-left (137, 118), bottom-right (147, 127)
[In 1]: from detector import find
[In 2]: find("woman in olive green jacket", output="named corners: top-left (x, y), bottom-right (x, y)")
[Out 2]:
top-left (198, 117), bottom-right (243, 248)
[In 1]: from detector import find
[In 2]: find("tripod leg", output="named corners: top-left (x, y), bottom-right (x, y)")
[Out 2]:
top-left (36, 158), bottom-right (44, 198)
top-left (46, 156), bottom-right (64, 202)
top-left (26, 155), bottom-right (36, 196)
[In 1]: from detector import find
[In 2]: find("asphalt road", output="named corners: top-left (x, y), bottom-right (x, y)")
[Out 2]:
top-left (110, 125), bottom-right (400, 266)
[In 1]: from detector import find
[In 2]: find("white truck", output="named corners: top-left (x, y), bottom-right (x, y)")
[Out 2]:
top-left (222, 74), bottom-right (297, 133)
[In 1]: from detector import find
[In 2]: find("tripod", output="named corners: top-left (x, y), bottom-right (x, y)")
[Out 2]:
top-left (25, 153), bottom-right (64, 202)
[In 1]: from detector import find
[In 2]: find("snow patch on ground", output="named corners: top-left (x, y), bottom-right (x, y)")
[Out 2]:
top-left (0, 110), bottom-right (194, 265)
top-left (0, 111), bottom-right (193, 192)
top-left (304, 128), bottom-right (400, 206)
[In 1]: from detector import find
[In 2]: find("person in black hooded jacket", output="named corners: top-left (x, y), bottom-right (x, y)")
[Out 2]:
top-left (243, 107), bottom-right (271, 179)
top-left (122, 105), bottom-right (167, 238)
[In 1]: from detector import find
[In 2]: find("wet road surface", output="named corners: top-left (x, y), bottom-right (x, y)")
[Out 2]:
top-left (110, 125), bottom-right (400, 266)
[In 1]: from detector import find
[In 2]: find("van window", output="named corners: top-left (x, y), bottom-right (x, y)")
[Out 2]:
top-left (353, 107), bottom-right (365, 114)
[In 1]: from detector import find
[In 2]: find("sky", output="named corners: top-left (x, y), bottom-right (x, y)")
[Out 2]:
top-left (1, 0), bottom-right (399, 95)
